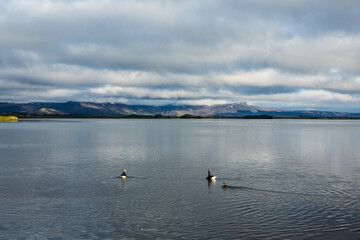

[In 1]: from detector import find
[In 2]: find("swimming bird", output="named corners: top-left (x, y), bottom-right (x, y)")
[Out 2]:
top-left (206, 169), bottom-right (216, 181)
top-left (121, 169), bottom-right (127, 178)
top-left (223, 182), bottom-right (229, 188)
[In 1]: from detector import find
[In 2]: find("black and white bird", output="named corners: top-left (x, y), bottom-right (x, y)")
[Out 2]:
top-left (121, 169), bottom-right (127, 179)
top-left (206, 169), bottom-right (216, 181)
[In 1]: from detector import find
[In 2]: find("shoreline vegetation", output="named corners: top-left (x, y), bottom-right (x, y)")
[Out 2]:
top-left (2, 113), bottom-right (360, 120)
top-left (0, 116), bottom-right (18, 122)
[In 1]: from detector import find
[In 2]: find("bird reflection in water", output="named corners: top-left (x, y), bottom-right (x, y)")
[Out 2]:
top-left (121, 177), bottom-right (127, 189)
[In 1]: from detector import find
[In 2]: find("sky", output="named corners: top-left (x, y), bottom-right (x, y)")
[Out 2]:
top-left (1, 0), bottom-right (360, 112)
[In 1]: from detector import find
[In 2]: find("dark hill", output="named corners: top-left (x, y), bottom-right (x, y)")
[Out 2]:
top-left (0, 101), bottom-right (359, 118)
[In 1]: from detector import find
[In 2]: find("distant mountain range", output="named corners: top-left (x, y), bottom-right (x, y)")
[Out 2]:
top-left (1, 101), bottom-right (360, 118)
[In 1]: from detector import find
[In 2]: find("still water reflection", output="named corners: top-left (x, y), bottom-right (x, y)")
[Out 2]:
top-left (0, 119), bottom-right (360, 239)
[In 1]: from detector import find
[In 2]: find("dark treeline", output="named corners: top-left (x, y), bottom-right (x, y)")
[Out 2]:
top-left (3, 112), bottom-right (360, 120)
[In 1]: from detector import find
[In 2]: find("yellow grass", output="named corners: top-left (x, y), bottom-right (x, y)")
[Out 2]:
top-left (0, 116), bottom-right (18, 122)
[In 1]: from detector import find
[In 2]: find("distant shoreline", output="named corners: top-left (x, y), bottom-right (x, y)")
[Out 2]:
top-left (7, 114), bottom-right (360, 120)
top-left (1, 102), bottom-right (360, 119)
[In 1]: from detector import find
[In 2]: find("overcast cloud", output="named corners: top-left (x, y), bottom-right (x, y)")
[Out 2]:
top-left (1, 0), bottom-right (360, 111)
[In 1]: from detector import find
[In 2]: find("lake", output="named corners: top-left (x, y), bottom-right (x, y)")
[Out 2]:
top-left (0, 119), bottom-right (360, 239)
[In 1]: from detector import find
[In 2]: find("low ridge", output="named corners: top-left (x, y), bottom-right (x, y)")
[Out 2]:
top-left (0, 101), bottom-right (359, 118)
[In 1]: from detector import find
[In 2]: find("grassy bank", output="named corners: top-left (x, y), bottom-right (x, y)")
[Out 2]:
top-left (0, 116), bottom-right (18, 122)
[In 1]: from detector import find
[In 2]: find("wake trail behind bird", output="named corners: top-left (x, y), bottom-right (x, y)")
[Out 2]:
top-left (223, 185), bottom-right (356, 200)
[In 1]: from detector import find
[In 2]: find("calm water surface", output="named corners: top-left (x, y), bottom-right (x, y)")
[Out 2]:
top-left (0, 119), bottom-right (360, 239)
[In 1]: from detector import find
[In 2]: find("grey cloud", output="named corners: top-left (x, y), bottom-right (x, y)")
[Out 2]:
top-left (224, 86), bottom-right (297, 96)
top-left (2, 0), bottom-right (360, 74)
top-left (1, 0), bottom-right (360, 111)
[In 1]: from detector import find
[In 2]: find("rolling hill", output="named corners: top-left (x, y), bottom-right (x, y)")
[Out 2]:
top-left (1, 101), bottom-right (359, 118)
